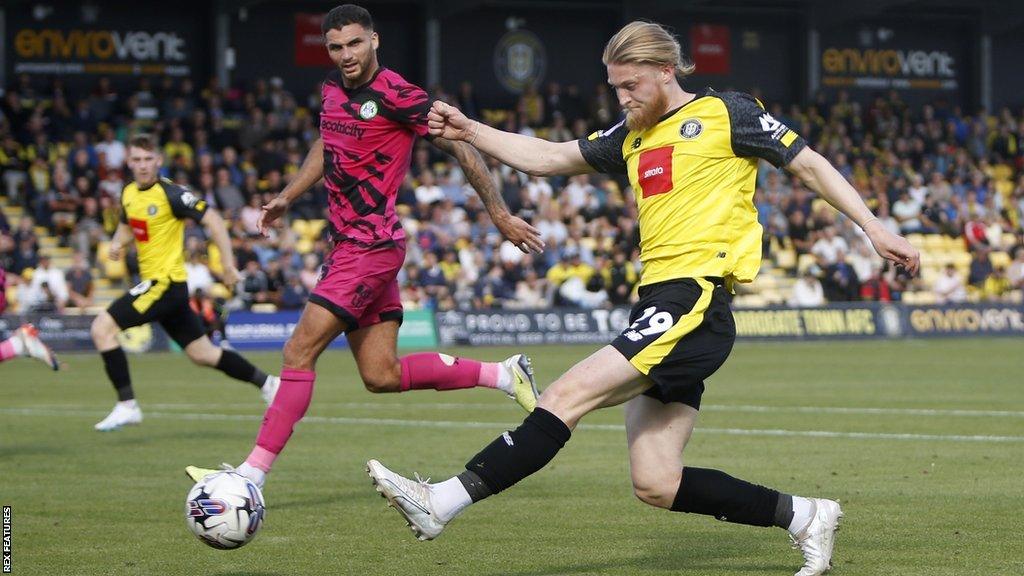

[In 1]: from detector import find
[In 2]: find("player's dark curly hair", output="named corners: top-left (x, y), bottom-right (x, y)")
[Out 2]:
top-left (322, 4), bottom-right (374, 34)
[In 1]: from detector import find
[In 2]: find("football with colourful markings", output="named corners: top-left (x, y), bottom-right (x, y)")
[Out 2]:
top-left (185, 471), bottom-right (265, 550)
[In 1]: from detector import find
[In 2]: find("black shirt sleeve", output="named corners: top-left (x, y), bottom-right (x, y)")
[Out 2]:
top-left (164, 182), bottom-right (209, 222)
top-left (577, 119), bottom-right (629, 175)
top-left (720, 92), bottom-right (806, 168)
top-left (119, 190), bottom-right (128, 224)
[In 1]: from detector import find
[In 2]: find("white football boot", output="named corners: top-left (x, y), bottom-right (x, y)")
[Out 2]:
top-left (367, 459), bottom-right (448, 541)
top-left (261, 375), bottom-right (280, 405)
top-left (791, 498), bottom-right (844, 576)
top-left (94, 401), bottom-right (143, 431)
top-left (17, 323), bottom-right (59, 370)
top-left (501, 354), bottom-right (539, 412)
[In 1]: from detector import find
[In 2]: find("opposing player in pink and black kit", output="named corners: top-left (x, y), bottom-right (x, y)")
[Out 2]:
top-left (0, 266), bottom-right (61, 370)
top-left (186, 4), bottom-right (545, 488)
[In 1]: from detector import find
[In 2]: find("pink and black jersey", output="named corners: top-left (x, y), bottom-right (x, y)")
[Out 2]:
top-left (319, 67), bottom-right (430, 248)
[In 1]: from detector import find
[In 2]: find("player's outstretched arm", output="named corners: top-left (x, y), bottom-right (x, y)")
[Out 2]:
top-left (428, 101), bottom-right (592, 177)
top-left (787, 147), bottom-right (920, 275)
top-left (258, 138), bottom-right (325, 236)
top-left (431, 137), bottom-right (544, 254)
top-left (107, 222), bottom-right (134, 261)
top-left (201, 209), bottom-right (240, 286)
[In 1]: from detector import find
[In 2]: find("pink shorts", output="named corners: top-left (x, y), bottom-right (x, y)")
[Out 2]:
top-left (308, 241), bottom-right (405, 332)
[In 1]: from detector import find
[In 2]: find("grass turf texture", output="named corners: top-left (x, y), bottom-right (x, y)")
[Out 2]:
top-left (1, 339), bottom-right (1021, 575)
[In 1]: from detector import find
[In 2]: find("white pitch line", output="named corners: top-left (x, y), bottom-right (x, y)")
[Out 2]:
top-left (18, 401), bottom-right (1024, 419)
top-left (2, 407), bottom-right (1023, 444)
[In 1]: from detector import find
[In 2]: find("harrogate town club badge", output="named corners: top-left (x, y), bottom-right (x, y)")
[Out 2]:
top-left (679, 118), bottom-right (703, 139)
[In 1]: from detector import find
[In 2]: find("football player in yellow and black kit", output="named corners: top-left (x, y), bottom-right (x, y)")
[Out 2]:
top-left (90, 134), bottom-right (278, 432)
top-left (366, 21), bottom-right (920, 576)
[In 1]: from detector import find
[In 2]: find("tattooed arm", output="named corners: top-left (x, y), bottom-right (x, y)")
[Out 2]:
top-left (430, 136), bottom-right (544, 254)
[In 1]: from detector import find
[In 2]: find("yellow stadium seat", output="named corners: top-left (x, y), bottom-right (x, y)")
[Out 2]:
top-left (291, 220), bottom-right (310, 238)
top-left (775, 249), bottom-right (797, 270)
top-left (5, 285), bottom-right (18, 312)
top-left (914, 292), bottom-right (939, 305)
top-left (906, 234), bottom-right (926, 248)
top-left (306, 219), bottom-right (328, 239)
top-left (97, 242), bottom-right (127, 280)
top-left (990, 251), bottom-right (1011, 269)
top-left (207, 244), bottom-right (223, 275)
top-left (296, 238), bottom-right (314, 254)
top-left (797, 253), bottom-right (816, 274)
top-left (210, 283), bottom-right (232, 300)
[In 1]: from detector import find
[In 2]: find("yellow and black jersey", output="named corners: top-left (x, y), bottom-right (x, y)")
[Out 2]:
top-left (578, 88), bottom-right (806, 287)
top-left (120, 178), bottom-right (208, 282)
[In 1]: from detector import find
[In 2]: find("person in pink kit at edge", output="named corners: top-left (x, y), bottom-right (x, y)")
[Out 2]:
top-left (186, 4), bottom-right (545, 488)
top-left (0, 266), bottom-right (61, 370)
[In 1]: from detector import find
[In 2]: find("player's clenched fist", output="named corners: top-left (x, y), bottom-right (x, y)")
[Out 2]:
top-left (427, 101), bottom-right (476, 142)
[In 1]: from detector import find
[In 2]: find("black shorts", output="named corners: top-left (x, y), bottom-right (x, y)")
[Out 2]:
top-left (610, 277), bottom-right (736, 409)
top-left (107, 279), bottom-right (205, 348)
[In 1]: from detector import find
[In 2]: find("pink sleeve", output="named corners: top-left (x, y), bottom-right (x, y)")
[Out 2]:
top-left (384, 78), bottom-right (431, 137)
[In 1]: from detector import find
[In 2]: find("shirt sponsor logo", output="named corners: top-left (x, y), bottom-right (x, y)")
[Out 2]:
top-left (637, 146), bottom-right (674, 198)
top-left (180, 190), bottom-right (200, 208)
top-left (321, 119), bottom-right (366, 139)
top-left (129, 218), bottom-right (149, 242)
top-left (758, 112), bottom-right (790, 141)
top-left (679, 118), bottom-right (703, 139)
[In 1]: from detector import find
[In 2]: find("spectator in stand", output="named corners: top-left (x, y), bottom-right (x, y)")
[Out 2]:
top-left (239, 259), bottom-right (269, 308)
top-left (507, 268), bottom-right (548, 309)
top-left (789, 271), bottom-right (825, 307)
top-left (982, 267), bottom-right (1012, 301)
top-left (95, 125), bottom-right (126, 173)
top-left (821, 250), bottom-right (860, 302)
top-left (185, 251), bottom-right (216, 295)
top-left (65, 252), bottom-right (94, 309)
top-left (1008, 246), bottom-right (1024, 290)
top-left (934, 264), bottom-right (968, 303)
top-left (859, 269), bottom-right (894, 302)
top-left (414, 170), bottom-right (445, 206)
top-left (474, 265), bottom-right (512, 308)
top-left (23, 254), bottom-right (68, 311)
top-left (604, 249), bottom-right (638, 305)
top-left (810, 225), bottom-right (849, 267)
top-left (545, 246), bottom-right (594, 291)
top-left (967, 247), bottom-right (993, 288)
top-left (280, 274), bottom-right (309, 310)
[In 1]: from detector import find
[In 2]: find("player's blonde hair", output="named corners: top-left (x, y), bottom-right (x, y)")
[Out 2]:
top-left (602, 21), bottom-right (695, 78)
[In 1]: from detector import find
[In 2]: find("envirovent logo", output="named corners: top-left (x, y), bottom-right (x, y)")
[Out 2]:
top-left (15, 29), bottom-right (187, 61)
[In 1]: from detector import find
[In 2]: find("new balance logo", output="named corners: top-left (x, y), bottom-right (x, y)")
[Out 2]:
top-left (502, 432), bottom-right (514, 446)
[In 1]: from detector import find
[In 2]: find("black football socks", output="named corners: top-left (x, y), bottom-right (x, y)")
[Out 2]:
top-left (458, 407), bottom-right (571, 501)
top-left (101, 347), bottom-right (133, 401)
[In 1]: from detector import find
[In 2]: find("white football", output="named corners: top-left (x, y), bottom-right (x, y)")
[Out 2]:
top-left (185, 471), bottom-right (265, 549)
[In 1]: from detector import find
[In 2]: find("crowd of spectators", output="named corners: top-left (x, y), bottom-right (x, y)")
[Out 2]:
top-left (2, 72), bottom-right (1023, 315)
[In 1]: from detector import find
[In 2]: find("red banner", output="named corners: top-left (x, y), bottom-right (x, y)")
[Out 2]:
top-left (690, 24), bottom-right (730, 75)
top-left (295, 13), bottom-right (332, 67)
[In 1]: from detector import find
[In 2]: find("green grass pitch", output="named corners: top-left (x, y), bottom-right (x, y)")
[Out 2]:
top-left (1, 339), bottom-right (1022, 575)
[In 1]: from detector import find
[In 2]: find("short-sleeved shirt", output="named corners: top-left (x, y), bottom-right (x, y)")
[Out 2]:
top-left (120, 178), bottom-right (208, 282)
top-left (579, 88), bottom-right (806, 286)
top-left (320, 67), bottom-right (430, 248)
